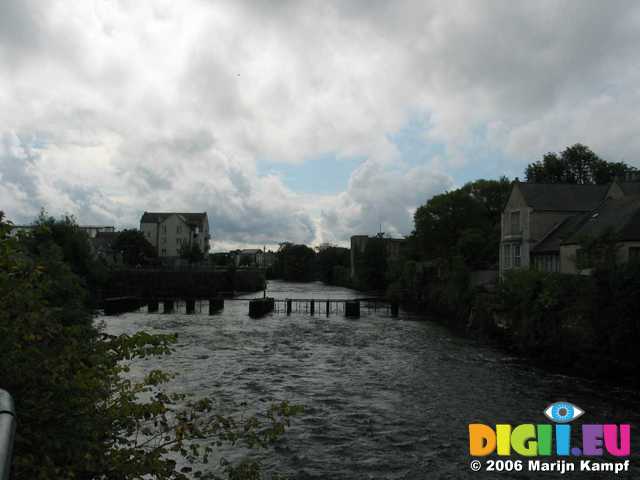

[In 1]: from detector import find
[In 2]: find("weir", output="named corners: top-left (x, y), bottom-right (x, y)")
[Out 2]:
top-left (103, 295), bottom-right (398, 319)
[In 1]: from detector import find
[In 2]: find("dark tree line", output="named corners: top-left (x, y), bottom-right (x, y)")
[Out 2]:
top-left (525, 143), bottom-right (635, 185)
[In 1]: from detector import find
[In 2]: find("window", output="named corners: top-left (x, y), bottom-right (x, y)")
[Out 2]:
top-left (510, 211), bottom-right (521, 235)
top-left (630, 247), bottom-right (640, 262)
top-left (161, 225), bottom-right (167, 234)
top-left (177, 238), bottom-right (183, 246)
top-left (161, 248), bottom-right (167, 256)
top-left (162, 237), bottom-right (167, 244)
top-left (503, 244), bottom-right (512, 268)
top-left (514, 244), bottom-right (521, 267)
top-left (146, 232), bottom-right (151, 238)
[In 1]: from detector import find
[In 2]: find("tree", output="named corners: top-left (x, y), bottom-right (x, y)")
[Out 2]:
top-left (275, 244), bottom-right (316, 281)
top-left (179, 242), bottom-right (204, 264)
top-left (316, 247), bottom-right (350, 284)
top-left (412, 178), bottom-right (511, 269)
top-left (0, 213), bottom-right (301, 479)
top-left (112, 229), bottom-right (157, 266)
top-left (354, 238), bottom-right (388, 291)
top-left (21, 210), bottom-right (109, 307)
top-left (525, 144), bottom-right (635, 184)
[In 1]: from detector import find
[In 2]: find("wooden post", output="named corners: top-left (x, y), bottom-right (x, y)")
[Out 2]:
top-left (148, 299), bottom-right (159, 313)
top-left (391, 302), bottom-right (399, 317)
top-left (249, 297), bottom-right (274, 318)
top-left (326, 300), bottom-right (330, 317)
top-left (186, 298), bottom-right (196, 314)
top-left (345, 300), bottom-right (360, 318)
top-left (163, 299), bottom-right (174, 314)
top-left (310, 300), bottom-right (315, 315)
top-left (286, 299), bottom-right (292, 315)
top-left (209, 297), bottom-right (224, 314)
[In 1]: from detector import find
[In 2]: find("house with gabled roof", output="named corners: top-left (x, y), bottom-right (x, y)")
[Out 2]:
top-left (140, 212), bottom-right (210, 258)
top-left (500, 179), bottom-right (640, 275)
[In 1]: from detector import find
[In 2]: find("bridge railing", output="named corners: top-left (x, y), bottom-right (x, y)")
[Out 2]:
top-left (0, 390), bottom-right (16, 480)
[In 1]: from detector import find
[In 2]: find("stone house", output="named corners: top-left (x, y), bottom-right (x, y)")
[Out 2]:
top-left (140, 212), bottom-right (210, 258)
top-left (500, 180), bottom-right (640, 275)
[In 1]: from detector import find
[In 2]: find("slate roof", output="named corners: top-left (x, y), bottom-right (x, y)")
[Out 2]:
top-left (517, 183), bottom-right (609, 211)
top-left (140, 212), bottom-right (207, 226)
top-left (531, 213), bottom-right (591, 253)
top-left (562, 195), bottom-right (640, 245)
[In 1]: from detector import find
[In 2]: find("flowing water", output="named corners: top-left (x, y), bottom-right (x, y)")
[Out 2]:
top-left (100, 281), bottom-right (640, 479)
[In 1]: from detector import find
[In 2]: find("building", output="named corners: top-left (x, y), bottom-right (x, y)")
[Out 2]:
top-left (140, 212), bottom-right (210, 258)
top-left (235, 249), bottom-right (263, 267)
top-left (79, 225), bottom-right (115, 238)
top-left (500, 180), bottom-right (640, 275)
top-left (232, 248), bottom-right (277, 268)
top-left (350, 234), bottom-right (405, 280)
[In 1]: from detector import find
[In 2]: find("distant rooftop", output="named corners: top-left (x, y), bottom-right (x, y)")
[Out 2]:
top-left (140, 212), bottom-right (207, 225)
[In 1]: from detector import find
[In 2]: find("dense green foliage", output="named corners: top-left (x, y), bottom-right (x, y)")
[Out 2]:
top-left (316, 247), bottom-right (350, 285)
top-left (22, 211), bottom-right (110, 306)
top-left (0, 214), bottom-right (300, 479)
top-left (525, 143), bottom-right (635, 184)
top-left (412, 177), bottom-right (511, 269)
top-left (179, 242), bottom-right (205, 263)
top-left (489, 262), bottom-right (640, 380)
top-left (112, 229), bottom-right (157, 266)
top-left (352, 238), bottom-right (389, 291)
top-left (272, 243), bottom-right (316, 281)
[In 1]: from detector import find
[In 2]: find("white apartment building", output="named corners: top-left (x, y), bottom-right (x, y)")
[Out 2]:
top-left (140, 212), bottom-right (210, 257)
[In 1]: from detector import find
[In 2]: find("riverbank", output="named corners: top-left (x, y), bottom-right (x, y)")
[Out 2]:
top-left (395, 263), bottom-right (640, 387)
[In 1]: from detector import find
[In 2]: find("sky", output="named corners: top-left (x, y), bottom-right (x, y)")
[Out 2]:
top-left (2, 0), bottom-right (640, 251)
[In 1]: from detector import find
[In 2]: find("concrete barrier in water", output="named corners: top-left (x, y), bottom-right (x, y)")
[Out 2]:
top-left (209, 297), bottom-right (224, 314)
top-left (163, 300), bottom-right (174, 314)
top-left (186, 299), bottom-right (196, 314)
top-left (249, 297), bottom-right (274, 318)
top-left (345, 300), bottom-right (360, 318)
top-left (104, 296), bottom-right (141, 316)
top-left (147, 299), bottom-right (159, 313)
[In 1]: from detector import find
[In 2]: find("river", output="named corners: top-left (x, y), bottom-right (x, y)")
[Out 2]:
top-left (101, 281), bottom-right (640, 479)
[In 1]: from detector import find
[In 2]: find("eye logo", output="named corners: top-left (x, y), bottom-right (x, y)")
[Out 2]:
top-left (544, 402), bottom-right (584, 423)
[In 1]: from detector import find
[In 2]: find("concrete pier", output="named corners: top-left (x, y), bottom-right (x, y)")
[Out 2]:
top-left (249, 297), bottom-right (275, 318)
top-left (209, 297), bottom-right (224, 314)
top-left (345, 300), bottom-right (360, 318)
top-left (104, 296), bottom-right (141, 316)
top-left (163, 299), bottom-right (174, 314)
top-left (186, 299), bottom-right (196, 314)
top-left (147, 299), bottom-right (159, 313)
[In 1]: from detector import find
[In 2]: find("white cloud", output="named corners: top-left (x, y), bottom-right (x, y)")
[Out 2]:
top-left (2, 0), bottom-right (640, 247)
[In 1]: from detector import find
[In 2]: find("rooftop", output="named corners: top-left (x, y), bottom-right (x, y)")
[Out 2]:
top-left (517, 182), bottom-right (610, 211)
top-left (140, 212), bottom-right (207, 226)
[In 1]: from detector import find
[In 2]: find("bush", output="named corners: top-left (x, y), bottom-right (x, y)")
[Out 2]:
top-left (0, 215), bottom-right (300, 479)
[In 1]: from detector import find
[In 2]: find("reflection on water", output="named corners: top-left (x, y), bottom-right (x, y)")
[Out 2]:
top-left (101, 281), bottom-right (640, 479)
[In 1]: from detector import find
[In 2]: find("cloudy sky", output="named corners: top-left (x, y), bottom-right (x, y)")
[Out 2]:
top-left (2, 0), bottom-right (640, 250)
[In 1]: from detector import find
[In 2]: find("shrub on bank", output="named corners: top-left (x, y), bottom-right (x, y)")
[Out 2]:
top-left (0, 215), bottom-right (300, 479)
